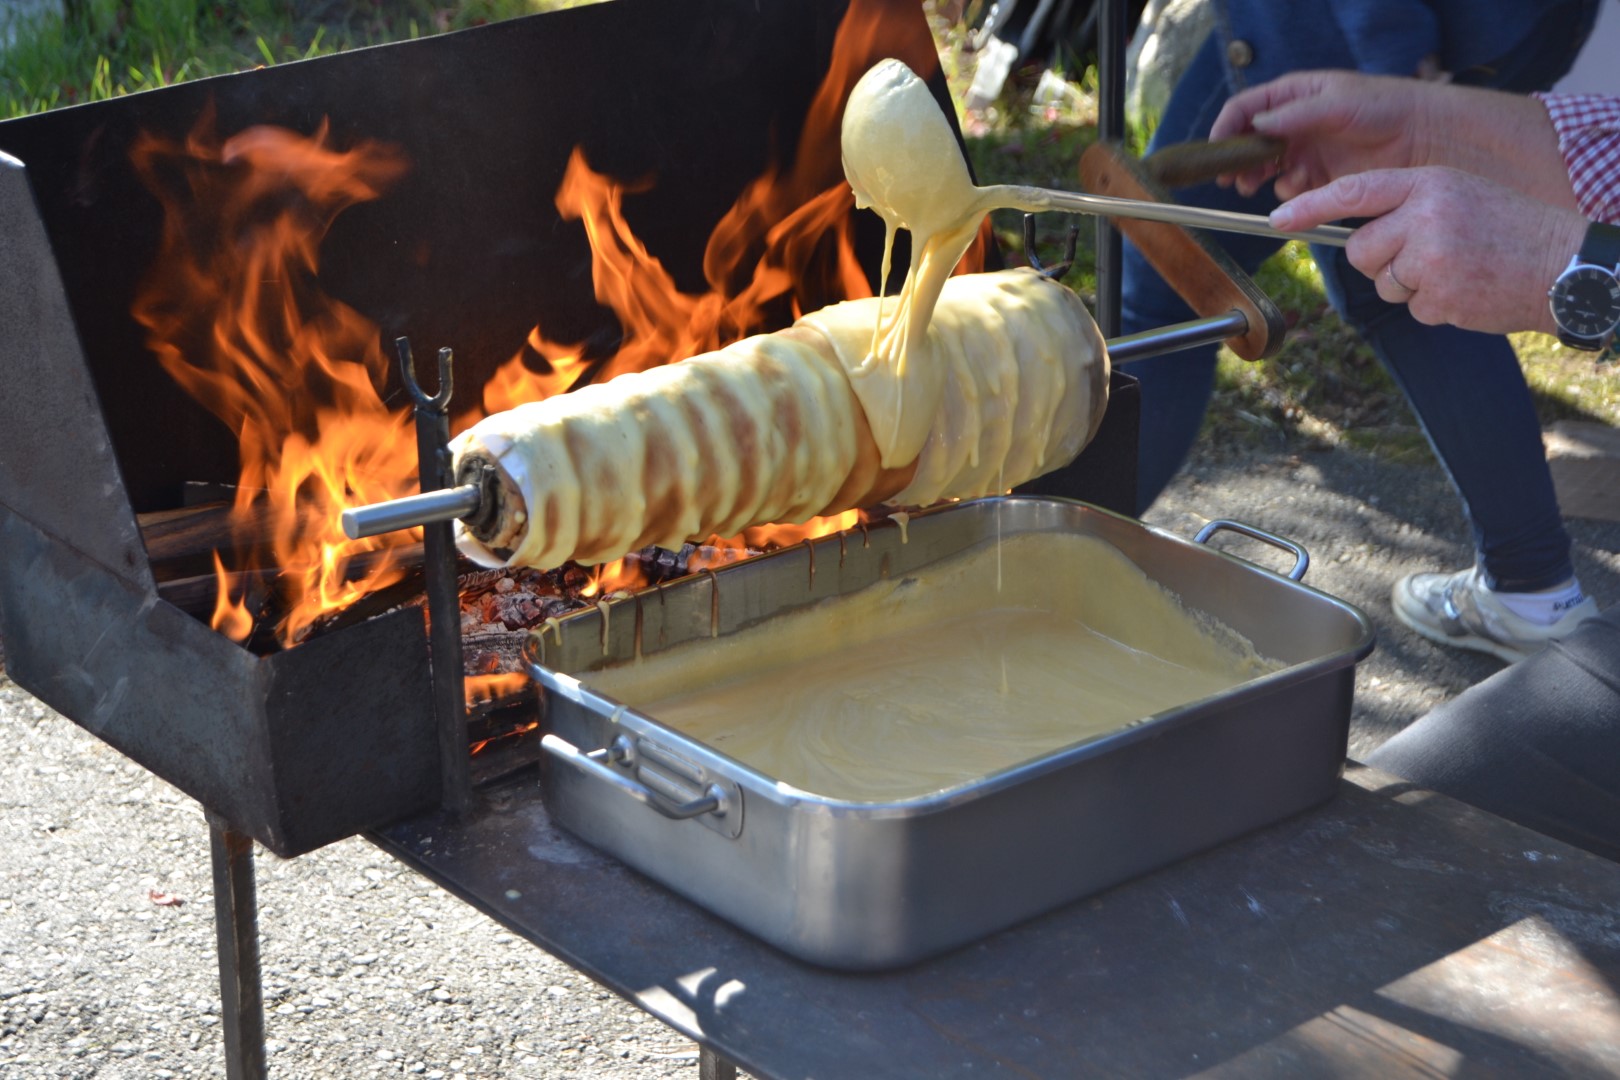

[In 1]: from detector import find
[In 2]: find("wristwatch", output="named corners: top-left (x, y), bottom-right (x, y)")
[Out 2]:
top-left (1549, 221), bottom-right (1620, 351)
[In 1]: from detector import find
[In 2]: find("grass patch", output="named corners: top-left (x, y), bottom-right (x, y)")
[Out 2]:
top-left (1207, 245), bottom-right (1424, 461)
top-left (0, 0), bottom-right (598, 117)
top-left (1514, 333), bottom-right (1620, 428)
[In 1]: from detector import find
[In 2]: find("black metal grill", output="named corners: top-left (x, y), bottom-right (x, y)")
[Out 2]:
top-left (0, 3), bottom-right (1152, 1075)
top-left (0, 0), bottom-right (1143, 860)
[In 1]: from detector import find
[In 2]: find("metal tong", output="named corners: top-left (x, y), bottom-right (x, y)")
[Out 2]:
top-left (1007, 185), bottom-right (1350, 248)
top-left (1000, 134), bottom-right (1351, 249)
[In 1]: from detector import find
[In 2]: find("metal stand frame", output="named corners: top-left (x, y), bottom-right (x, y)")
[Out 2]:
top-left (701, 1045), bottom-right (740, 1080)
top-left (1095, 0), bottom-right (1127, 337)
top-left (206, 810), bottom-right (755, 1080)
top-left (203, 338), bottom-right (479, 1079)
top-left (209, 815), bottom-right (267, 1080)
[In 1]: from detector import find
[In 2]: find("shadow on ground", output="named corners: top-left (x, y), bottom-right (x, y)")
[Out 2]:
top-left (1144, 440), bottom-right (1620, 759)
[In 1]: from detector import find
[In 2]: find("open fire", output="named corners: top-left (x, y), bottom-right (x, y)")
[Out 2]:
top-left (2, 0), bottom-right (1066, 857)
top-left (132, 0), bottom-right (984, 654)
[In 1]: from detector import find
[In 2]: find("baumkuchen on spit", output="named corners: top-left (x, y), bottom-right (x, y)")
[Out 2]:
top-left (449, 268), bottom-right (1108, 570)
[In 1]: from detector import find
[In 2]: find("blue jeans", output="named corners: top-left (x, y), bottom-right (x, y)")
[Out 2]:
top-left (1121, 21), bottom-right (1590, 592)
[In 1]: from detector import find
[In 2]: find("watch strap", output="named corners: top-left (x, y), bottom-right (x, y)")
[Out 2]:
top-left (1578, 221), bottom-right (1620, 272)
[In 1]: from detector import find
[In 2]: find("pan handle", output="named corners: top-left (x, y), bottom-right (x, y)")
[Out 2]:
top-left (541, 733), bottom-right (740, 831)
top-left (1192, 520), bottom-right (1310, 582)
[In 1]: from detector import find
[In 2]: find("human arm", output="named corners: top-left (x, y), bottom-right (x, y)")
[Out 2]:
top-left (1255, 83), bottom-right (1620, 336)
top-left (1208, 71), bottom-right (1575, 209)
top-left (1269, 166), bottom-right (1585, 335)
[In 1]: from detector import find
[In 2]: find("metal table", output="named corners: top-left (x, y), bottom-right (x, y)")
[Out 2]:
top-left (371, 764), bottom-right (1620, 1078)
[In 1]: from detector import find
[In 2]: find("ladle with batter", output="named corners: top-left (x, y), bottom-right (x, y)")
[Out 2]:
top-left (841, 59), bottom-right (1354, 262)
top-left (837, 59), bottom-right (1348, 470)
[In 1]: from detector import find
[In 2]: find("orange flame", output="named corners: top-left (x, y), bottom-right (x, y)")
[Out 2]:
top-left (131, 116), bottom-right (417, 645)
top-left (464, 671), bottom-right (532, 710)
top-left (530, 0), bottom-right (983, 386)
top-left (484, 334), bottom-right (591, 413)
top-left (209, 551), bottom-right (255, 643)
top-left (579, 557), bottom-right (652, 600)
top-left (741, 510), bottom-right (864, 549)
top-left (690, 510), bottom-right (866, 571)
top-left (139, 1), bottom-right (980, 647)
top-left (470, 720), bottom-right (540, 757)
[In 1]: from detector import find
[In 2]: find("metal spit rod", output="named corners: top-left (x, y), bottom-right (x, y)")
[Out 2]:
top-left (342, 484), bottom-right (483, 538)
top-left (339, 312), bottom-right (1251, 541)
top-left (1107, 310), bottom-right (1250, 363)
top-left (344, 486), bottom-right (478, 539)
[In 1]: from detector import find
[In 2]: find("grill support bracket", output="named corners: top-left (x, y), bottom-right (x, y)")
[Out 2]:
top-left (400, 338), bottom-right (477, 818)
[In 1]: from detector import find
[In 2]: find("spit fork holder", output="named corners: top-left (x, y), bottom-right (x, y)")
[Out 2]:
top-left (395, 338), bottom-right (477, 817)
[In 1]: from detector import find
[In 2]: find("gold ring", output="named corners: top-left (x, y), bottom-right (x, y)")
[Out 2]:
top-left (1386, 263), bottom-right (1414, 295)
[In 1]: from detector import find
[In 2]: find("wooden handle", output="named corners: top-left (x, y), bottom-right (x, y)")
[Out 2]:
top-left (1140, 134), bottom-right (1285, 189)
top-left (1081, 141), bottom-right (1284, 361)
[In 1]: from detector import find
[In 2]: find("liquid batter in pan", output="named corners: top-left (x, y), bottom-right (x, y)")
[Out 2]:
top-left (585, 531), bottom-right (1280, 801)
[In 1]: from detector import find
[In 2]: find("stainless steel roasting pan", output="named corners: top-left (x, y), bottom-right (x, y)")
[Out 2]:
top-left (527, 496), bottom-right (1375, 970)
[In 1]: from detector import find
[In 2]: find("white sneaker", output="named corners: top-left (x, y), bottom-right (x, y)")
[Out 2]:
top-left (1390, 566), bottom-right (1599, 663)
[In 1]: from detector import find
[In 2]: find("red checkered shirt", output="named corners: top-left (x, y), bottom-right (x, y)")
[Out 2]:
top-left (1536, 92), bottom-right (1620, 225)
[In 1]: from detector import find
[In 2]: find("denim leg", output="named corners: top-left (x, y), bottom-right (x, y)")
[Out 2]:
top-left (1317, 246), bottom-right (1574, 591)
top-left (1380, 0), bottom-right (1596, 590)
top-left (1119, 241), bottom-right (1214, 514)
top-left (1120, 34), bottom-right (1283, 512)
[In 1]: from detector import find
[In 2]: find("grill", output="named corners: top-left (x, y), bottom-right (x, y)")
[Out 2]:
top-left (0, 0), bottom-right (1165, 854)
top-left (0, 1), bottom-right (1331, 1075)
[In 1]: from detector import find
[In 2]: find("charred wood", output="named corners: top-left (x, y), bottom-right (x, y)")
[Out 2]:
top-left (139, 501), bottom-right (276, 581)
top-left (155, 568), bottom-right (277, 621)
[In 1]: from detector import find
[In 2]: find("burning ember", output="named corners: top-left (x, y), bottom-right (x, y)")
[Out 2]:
top-left (132, 0), bottom-right (982, 651)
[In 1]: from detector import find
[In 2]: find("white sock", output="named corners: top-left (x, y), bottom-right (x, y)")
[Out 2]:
top-left (1493, 579), bottom-right (1587, 626)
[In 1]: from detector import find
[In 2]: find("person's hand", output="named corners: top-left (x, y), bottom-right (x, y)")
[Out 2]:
top-left (1271, 166), bottom-right (1586, 335)
top-left (1210, 71), bottom-right (1431, 199)
top-left (1210, 71), bottom-right (1575, 209)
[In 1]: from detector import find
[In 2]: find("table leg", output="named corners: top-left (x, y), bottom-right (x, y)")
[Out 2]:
top-left (209, 814), bottom-right (267, 1080)
top-left (700, 1044), bottom-right (739, 1080)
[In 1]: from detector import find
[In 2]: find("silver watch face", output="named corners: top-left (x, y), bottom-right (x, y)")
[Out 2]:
top-left (1551, 265), bottom-right (1620, 339)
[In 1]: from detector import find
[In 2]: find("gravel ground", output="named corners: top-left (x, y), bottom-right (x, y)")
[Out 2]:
top-left (4, 438), bottom-right (1620, 1078)
top-left (1148, 441), bottom-right (1620, 758)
